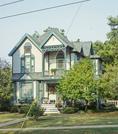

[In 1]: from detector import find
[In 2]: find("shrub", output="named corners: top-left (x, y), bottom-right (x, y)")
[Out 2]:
top-left (18, 104), bottom-right (30, 114)
top-left (0, 100), bottom-right (11, 112)
top-left (55, 102), bottom-right (62, 109)
top-left (28, 102), bottom-right (45, 120)
top-left (10, 102), bottom-right (45, 120)
top-left (101, 103), bottom-right (116, 112)
top-left (10, 105), bottom-right (18, 113)
top-left (62, 107), bottom-right (78, 114)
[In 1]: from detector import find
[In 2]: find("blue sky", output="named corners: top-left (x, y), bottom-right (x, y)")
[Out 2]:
top-left (0, 0), bottom-right (118, 61)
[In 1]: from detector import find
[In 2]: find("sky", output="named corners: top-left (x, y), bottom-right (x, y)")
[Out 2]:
top-left (0, 0), bottom-right (117, 62)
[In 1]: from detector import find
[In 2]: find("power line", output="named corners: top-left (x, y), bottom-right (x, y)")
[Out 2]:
top-left (66, 4), bottom-right (82, 35)
top-left (0, 0), bottom-right (24, 7)
top-left (0, 0), bottom-right (91, 20)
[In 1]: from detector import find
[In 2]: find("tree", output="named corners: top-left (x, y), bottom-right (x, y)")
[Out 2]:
top-left (94, 16), bottom-right (118, 66)
top-left (93, 16), bottom-right (118, 101)
top-left (0, 58), bottom-right (13, 111)
top-left (57, 58), bottom-right (97, 111)
top-left (99, 64), bottom-right (118, 100)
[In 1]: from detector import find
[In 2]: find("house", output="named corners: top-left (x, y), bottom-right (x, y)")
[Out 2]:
top-left (9, 27), bottom-right (101, 105)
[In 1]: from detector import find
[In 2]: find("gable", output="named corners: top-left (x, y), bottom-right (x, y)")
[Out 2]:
top-left (40, 29), bottom-right (73, 48)
top-left (73, 41), bottom-right (93, 56)
top-left (44, 35), bottom-right (62, 46)
top-left (9, 34), bottom-right (41, 56)
top-left (12, 38), bottom-right (42, 73)
top-left (20, 74), bottom-right (32, 80)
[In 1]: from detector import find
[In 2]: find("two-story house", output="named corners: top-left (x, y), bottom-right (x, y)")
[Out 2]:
top-left (9, 27), bottom-right (101, 104)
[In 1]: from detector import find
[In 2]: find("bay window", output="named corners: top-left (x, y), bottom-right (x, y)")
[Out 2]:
top-left (19, 82), bottom-right (33, 99)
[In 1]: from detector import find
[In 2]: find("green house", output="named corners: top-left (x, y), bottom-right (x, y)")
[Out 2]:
top-left (9, 27), bottom-right (101, 105)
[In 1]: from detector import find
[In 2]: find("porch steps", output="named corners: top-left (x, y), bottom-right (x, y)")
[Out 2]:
top-left (41, 104), bottom-right (60, 114)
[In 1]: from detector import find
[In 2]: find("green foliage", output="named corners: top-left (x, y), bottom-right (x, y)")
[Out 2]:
top-left (101, 103), bottom-right (116, 112)
top-left (99, 64), bottom-right (118, 99)
top-left (94, 16), bottom-right (118, 66)
top-left (62, 107), bottom-right (78, 114)
top-left (93, 16), bottom-right (118, 101)
top-left (28, 102), bottom-right (44, 120)
top-left (18, 105), bottom-right (30, 114)
top-left (10, 103), bottom-right (45, 119)
top-left (0, 58), bottom-right (13, 111)
top-left (57, 58), bottom-right (98, 110)
top-left (10, 105), bottom-right (19, 113)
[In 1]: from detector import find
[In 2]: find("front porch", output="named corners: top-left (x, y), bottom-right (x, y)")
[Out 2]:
top-left (42, 83), bottom-right (60, 104)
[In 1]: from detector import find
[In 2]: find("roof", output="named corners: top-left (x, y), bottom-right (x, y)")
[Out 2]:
top-left (9, 27), bottom-right (93, 56)
top-left (8, 33), bottom-right (41, 56)
top-left (38, 27), bottom-right (73, 48)
top-left (72, 41), bottom-right (93, 56)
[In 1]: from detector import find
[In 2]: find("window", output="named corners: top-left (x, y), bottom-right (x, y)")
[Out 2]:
top-left (20, 82), bottom-right (33, 99)
top-left (31, 57), bottom-right (35, 72)
top-left (21, 57), bottom-right (25, 73)
top-left (21, 55), bottom-right (35, 73)
top-left (25, 56), bottom-right (30, 73)
top-left (24, 42), bottom-right (31, 53)
top-left (21, 42), bottom-right (35, 73)
top-left (56, 51), bottom-right (64, 69)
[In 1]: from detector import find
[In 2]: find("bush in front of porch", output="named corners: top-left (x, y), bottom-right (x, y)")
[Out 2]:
top-left (10, 102), bottom-right (45, 120)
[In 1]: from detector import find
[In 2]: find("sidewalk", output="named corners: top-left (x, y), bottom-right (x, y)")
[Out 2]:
top-left (0, 124), bottom-right (118, 131)
top-left (0, 118), bottom-right (27, 128)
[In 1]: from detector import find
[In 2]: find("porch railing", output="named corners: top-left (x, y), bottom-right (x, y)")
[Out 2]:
top-left (44, 69), bottom-right (65, 77)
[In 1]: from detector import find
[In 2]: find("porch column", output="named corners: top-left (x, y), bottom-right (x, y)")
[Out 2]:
top-left (33, 81), bottom-right (36, 99)
top-left (17, 82), bottom-right (20, 101)
top-left (44, 82), bottom-right (48, 98)
top-left (63, 48), bottom-right (67, 70)
top-left (69, 49), bottom-right (71, 69)
top-left (42, 51), bottom-right (45, 76)
top-left (40, 81), bottom-right (44, 103)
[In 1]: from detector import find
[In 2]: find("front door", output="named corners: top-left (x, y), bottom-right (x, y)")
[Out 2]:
top-left (48, 84), bottom-right (56, 103)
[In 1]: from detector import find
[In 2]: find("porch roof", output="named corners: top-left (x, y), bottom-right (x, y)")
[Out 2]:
top-left (12, 73), bottom-right (61, 81)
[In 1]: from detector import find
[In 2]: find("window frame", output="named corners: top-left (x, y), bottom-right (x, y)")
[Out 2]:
top-left (19, 81), bottom-right (33, 99)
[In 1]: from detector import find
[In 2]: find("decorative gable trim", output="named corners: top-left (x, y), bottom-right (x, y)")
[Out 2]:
top-left (40, 31), bottom-right (72, 48)
top-left (8, 33), bottom-right (41, 56)
top-left (44, 35), bottom-right (62, 47)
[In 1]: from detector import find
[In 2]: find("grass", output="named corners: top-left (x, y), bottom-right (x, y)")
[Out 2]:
top-left (4, 111), bottom-right (118, 128)
top-left (1, 111), bottom-right (118, 134)
top-left (1, 128), bottom-right (118, 134)
top-left (0, 113), bottom-right (24, 123)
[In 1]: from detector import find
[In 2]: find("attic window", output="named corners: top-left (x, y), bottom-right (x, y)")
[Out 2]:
top-left (24, 42), bottom-right (32, 53)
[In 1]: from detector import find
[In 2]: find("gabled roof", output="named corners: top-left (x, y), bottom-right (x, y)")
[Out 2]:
top-left (9, 27), bottom-right (93, 57)
top-left (72, 41), bottom-right (93, 56)
top-left (8, 33), bottom-right (41, 56)
top-left (38, 28), bottom-right (73, 48)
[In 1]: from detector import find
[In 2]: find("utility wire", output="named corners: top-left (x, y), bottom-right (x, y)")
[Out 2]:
top-left (66, 4), bottom-right (82, 35)
top-left (0, 0), bottom-right (24, 7)
top-left (0, 0), bottom-right (91, 20)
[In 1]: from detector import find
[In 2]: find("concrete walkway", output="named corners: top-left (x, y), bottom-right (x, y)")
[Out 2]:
top-left (0, 124), bottom-right (118, 131)
top-left (0, 118), bottom-right (28, 128)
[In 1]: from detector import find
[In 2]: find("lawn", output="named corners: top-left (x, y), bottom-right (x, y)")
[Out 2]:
top-left (0, 113), bottom-right (24, 123)
top-left (1, 111), bottom-right (118, 134)
top-left (4, 111), bottom-right (118, 128)
top-left (1, 128), bottom-right (118, 134)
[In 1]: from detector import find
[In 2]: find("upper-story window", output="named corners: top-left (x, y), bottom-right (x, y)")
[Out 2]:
top-left (21, 42), bottom-right (35, 73)
top-left (56, 51), bottom-right (64, 69)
